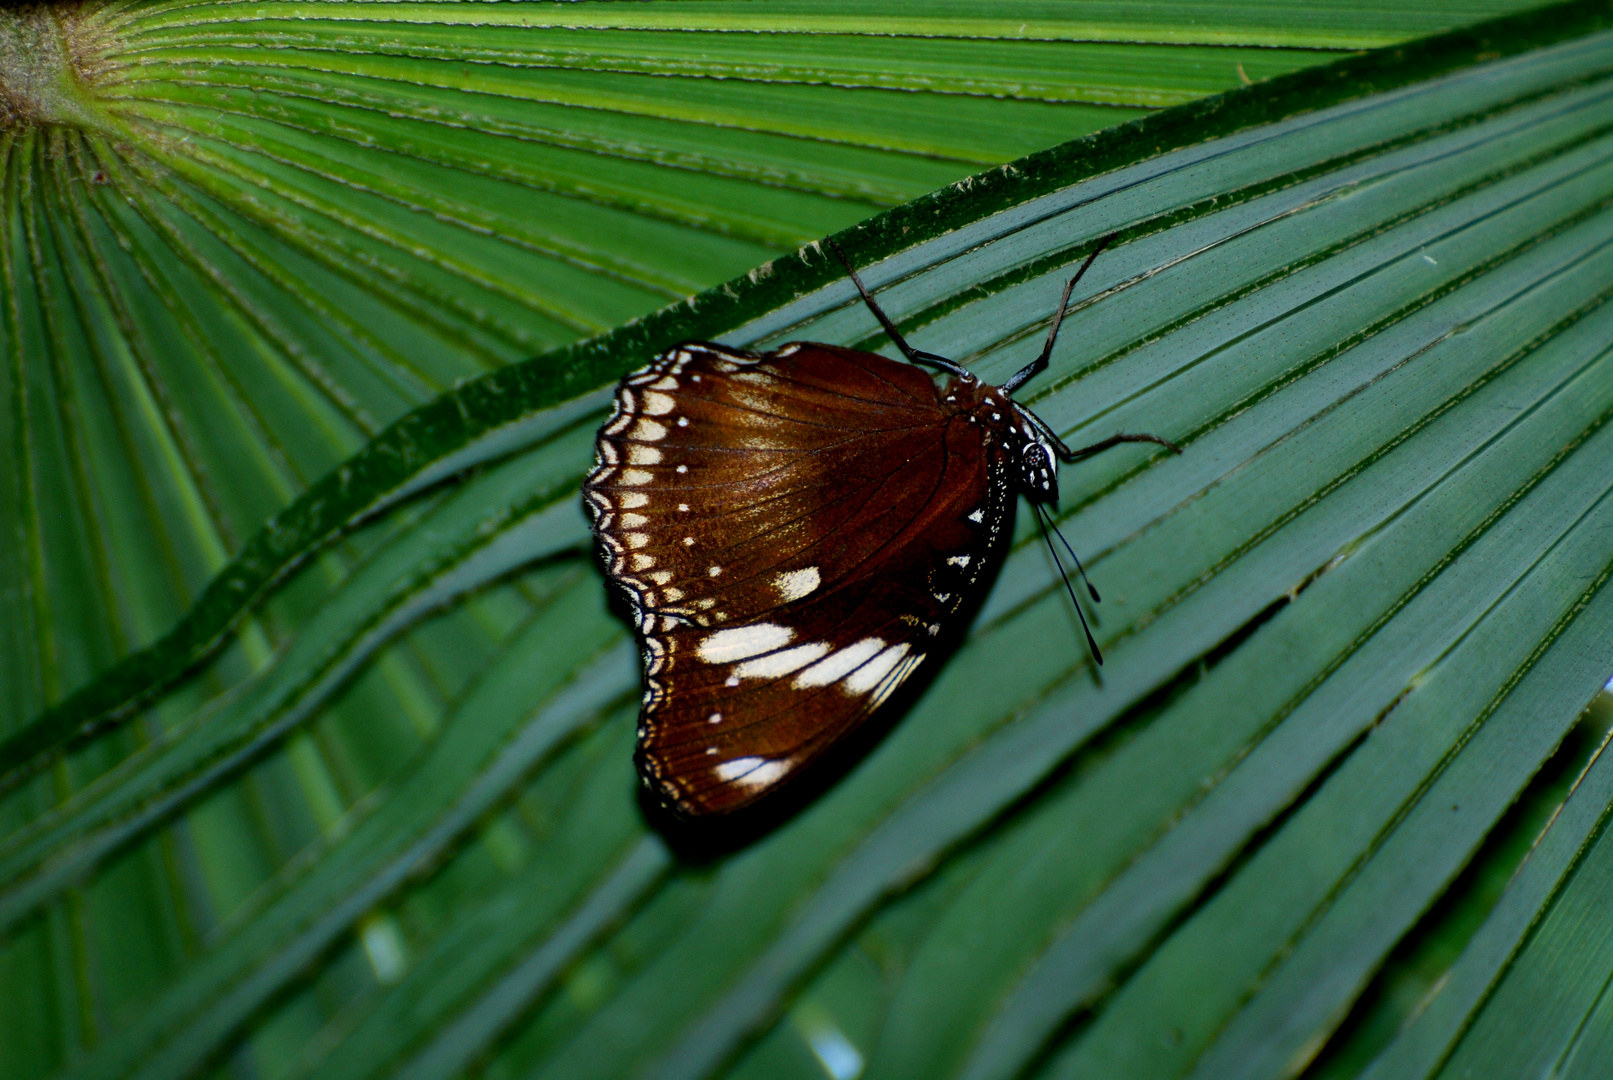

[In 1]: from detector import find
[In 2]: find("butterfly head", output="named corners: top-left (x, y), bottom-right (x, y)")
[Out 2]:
top-left (1016, 429), bottom-right (1061, 504)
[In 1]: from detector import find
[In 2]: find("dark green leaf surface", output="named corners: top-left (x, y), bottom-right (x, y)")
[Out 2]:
top-left (0, 0), bottom-right (1544, 754)
top-left (0, 17), bottom-right (1397, 1061)
top-left (6, 0), bottom-right (1414, 743)
top-left (6, 5), bottom-right (1613, 1080)
top-left (1352, 694), bottom-right (1613, 1080)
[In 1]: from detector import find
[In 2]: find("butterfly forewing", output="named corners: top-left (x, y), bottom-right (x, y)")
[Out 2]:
top-left (585, 342), bottom-right (1014, 815)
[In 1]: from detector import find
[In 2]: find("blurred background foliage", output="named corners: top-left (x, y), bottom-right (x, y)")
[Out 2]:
top-left (3, 3), bottom-right (1613, 1080)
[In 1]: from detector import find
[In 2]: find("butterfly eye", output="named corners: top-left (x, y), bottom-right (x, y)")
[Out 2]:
top-left (1021, 441), bottom-right (1059, 503)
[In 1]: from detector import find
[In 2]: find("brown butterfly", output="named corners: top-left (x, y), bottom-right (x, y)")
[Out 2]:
top-left (583, 236), bottom-right (1177, 817)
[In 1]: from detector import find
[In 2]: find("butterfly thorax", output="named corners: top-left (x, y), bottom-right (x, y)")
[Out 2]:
top-left (939, 374), bottom-right (1062, 505)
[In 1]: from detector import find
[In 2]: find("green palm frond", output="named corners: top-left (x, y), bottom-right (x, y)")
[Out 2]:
top-left (0, 0), bottom-right (1525, 729)
top-left (5, 3), bottom-right (1612, 1080)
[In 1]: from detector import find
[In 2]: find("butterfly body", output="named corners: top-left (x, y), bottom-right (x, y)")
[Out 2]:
top-left (583, 340), bottom-right (1059, 816)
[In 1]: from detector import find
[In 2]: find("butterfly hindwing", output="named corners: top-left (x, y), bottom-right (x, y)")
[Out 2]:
top-left (584, 342), bottom-right (1015, 815)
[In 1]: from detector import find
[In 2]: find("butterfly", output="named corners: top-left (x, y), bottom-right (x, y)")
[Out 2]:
top-left (583, 235), bottom-right (1177, 817)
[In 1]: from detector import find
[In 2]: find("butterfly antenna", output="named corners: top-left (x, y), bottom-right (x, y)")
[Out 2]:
top-left (1045, 509), bottom-right (1101, 603)
top-left (1035, 503), bottom-right (1104, 666)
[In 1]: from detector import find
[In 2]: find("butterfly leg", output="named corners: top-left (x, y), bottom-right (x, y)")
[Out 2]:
top-left (1064, 432), bottom-right (1182, 461)
top-left (1000, 233), bottom-right (1117, 395)
top-left (827, 241), bottom-right (970, 377)
top-left (910, 349), bottom-right (972, 377)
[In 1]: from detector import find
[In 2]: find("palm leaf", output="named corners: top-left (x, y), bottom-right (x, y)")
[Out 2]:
top-left (6, 3), bottom-right (1613, 1080)
top-left (0, 0), bottom-right (1538, 743)
top-left (0, 11), bottom-right (1381, 1067)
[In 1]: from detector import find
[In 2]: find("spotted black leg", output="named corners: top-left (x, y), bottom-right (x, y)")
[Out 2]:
top-left (1000, 232), bottom-right (1118, 395)
top-left (827, 241), bottom-right (971, 379)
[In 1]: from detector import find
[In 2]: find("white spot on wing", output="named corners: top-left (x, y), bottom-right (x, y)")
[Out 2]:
top-left (628, 444), bottom-right (662, 465)
top-left (774, 567), bottom-right (821, 602)
top-left (620, 513), bottom-right (648, 528)
top-left (715, 757), bottom-right (789, 788)
top-left (698, 623), bottom-right (794, 664)
top-left (715, 757), bottom-right (761, 780)
top-left (870, 650), bottom-right (924, 708)
top-left (631, 420), bottom-right (666, 442)
top-left (796, 638), bottom-right (884, 688)
top-left (747, 760), bottom-right (789, 787)
top-left (621, 469), bottom-right (653, 485)
top-left (619, 491), bottom-right (647, 509)
top-left (642, 392), bottom-right (676, 416)
top-left (846, 643), bottom-right (911, 694)
top-left (734, 642), bottom-right (829, 680)
top-left (948, 555), bottom-right (971, 568)
top-left (967, 509), bottom-right (984, 523)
